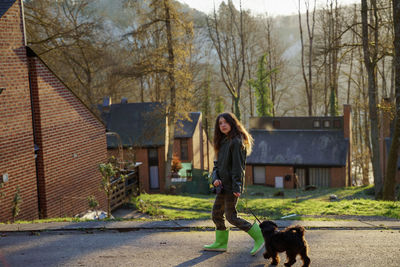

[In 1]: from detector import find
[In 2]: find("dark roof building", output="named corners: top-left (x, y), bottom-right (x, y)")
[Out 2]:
top-left (103, 102), bottom-right (165, 148)
top-left (245, 105), bottom-right (352, 189)
top-left (98, 101), bottom-right (213, 194)
top-left (175, 112), bottom-right (201, 138)
top-left (248, 129), bottom-right (348, 166)
top-left (100, 102), bottom-right (201, 148)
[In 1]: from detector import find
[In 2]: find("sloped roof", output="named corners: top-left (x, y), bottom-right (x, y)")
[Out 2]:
top-left (101, 102), bottom-right (200, 148)
top-left (104, 102), bottom-right (165, 148)
top-left (175, 112), bottom-right (200, 138)
top-left (0, 0), bottom-right (15, 18)
top-left (247, 129), bottom-right (348, 166)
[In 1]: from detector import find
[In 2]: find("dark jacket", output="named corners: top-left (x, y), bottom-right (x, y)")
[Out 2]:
top-left (212, 136), bottom-right (247, 193)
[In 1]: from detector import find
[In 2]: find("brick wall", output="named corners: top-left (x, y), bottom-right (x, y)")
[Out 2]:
top-left (245, 165), bottom-right (253, 186)
top-left (330, 167), bottom-right (346, 187)
top-left (266, 166), bottom-right (295, 188)
top-left (28, 54), bottom-right (107, 218)
top-left (0, 0), bottom-right (39, 222)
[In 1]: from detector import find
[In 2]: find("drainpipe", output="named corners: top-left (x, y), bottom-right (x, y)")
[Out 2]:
top-left (27, 51), bottom-right (42, 218)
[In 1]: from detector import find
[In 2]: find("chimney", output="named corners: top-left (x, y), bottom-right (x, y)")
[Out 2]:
top-left (102, 96), bottom-right (112, 112)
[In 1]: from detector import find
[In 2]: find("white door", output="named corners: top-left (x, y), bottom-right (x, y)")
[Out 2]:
top-left (253, 166), bottom-right (266, 184)
top-left (275, 176), bottom-right (284, 188)
top-left (149, 166), bottom-right (159, 189)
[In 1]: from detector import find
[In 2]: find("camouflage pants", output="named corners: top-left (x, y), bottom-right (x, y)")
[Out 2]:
top-left (211, 192), bottom-right (252, 232)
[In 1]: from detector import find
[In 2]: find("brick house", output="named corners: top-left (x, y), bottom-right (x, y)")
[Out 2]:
top-left (245, 105), bottom-right (352, 189)
top-left (0, 0), bottom-right (107, 222)
top-left (100, 101), bottom-right (214, 193)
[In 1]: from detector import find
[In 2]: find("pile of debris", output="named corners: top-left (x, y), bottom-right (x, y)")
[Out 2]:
top-left (75, 210), bottom-right (114, 220)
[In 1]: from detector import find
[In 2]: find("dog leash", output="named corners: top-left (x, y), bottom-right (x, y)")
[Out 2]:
top-left (246, 205), bottom-right (262, 224)
top-left (240, 187), bottom-right (262, 224)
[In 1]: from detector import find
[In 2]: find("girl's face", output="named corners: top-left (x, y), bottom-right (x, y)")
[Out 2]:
top-left (219, 117), bottom-right (231, 135)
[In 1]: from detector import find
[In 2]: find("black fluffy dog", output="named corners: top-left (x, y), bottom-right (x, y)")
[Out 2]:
top-left (259, 220), bottom-right (310, 267)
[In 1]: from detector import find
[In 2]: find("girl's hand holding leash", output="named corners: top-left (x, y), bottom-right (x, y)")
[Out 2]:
top-left (233, 192), bottom-right (241, 197)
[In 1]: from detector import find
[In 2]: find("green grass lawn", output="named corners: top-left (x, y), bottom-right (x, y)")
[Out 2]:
top-left (4, 185), bottom-right (399, 224)
top-left (133, 185), bottom-right (400, 221)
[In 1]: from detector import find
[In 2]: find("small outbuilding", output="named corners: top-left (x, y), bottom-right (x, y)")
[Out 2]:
top-left (245, 105), bottom-right (352, 189)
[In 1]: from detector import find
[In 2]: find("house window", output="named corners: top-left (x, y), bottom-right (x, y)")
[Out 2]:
top-left (333, 119), bottom-right (341, 128)
top-left (148, 149), bottom-right (158, 166)
top-left (272, 120), bottom-right (280, 129)
top-left (148, 148), bottom-right (159, 190)
top-left (180, 139), bottom-right (189, 160)
top-left (313, 120), bottom-right (321, 128)
top-left (253, 166), bottom-right (266, 184)
top-left (323, 120), bottom-right (331, 128)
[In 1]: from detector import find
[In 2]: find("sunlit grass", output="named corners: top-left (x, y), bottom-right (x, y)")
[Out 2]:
top-left (136, 185), bottom-right (400, 220)
top-left (2, 185), bottom-right (398, 224)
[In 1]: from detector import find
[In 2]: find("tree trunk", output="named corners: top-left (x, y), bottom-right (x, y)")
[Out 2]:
top-left (361, 0), bottom-right (382, 199)
top-left (234, 96), bottom-right (241, 121)
top-left (306, 3), bottom-right (315, 116)
top-left (163, 0), bottom-right (176, 192)
top-left (298, 0), bottom-right (315, 116)
top-left (383, 0), bottom-right (400, 200)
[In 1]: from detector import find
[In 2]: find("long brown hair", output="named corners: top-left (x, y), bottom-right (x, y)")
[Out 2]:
top-left (213, 112), bottom-right (254, 156)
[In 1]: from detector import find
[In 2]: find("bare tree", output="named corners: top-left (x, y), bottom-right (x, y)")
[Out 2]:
top-left (25, 0), bottom-right (114, 108)
top-left (298, 0), bottom-right (317, 116)
top-left (206, 0), bottom-right (247, 120)
top-left (361, 0), bottom-right (383, 198)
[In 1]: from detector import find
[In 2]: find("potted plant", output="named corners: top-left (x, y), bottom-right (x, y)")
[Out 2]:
top-left (171, 155), bottom-right (182, 178)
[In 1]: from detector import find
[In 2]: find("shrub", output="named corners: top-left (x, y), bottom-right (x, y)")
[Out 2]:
top-left (131, 194), bottom-right (164, 217)
top-left (171, 155), bottom-right (182, 173)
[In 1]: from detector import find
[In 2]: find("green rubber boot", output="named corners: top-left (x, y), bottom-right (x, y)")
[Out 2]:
top-left (204, 229), bottom-right (229, 252)
top-left (247, 223), bottom-right (265, 256)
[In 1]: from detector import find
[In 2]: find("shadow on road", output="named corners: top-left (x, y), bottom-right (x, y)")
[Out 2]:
top-left (174, 251), bottom-right (219, 267)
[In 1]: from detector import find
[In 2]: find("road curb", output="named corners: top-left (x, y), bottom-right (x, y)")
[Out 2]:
top-left (1, 222), bottom-right (400, 234)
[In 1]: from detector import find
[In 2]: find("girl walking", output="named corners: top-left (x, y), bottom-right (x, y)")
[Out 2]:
top-left (204, 112), bottom-right (264, 255)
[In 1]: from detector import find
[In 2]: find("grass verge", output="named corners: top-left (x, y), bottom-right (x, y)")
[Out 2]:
top-left (133, 185), bottom-right (400, 221)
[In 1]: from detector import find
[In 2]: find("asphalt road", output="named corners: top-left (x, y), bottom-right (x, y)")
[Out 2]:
top-left (1, 229), bottom-right (400, 267)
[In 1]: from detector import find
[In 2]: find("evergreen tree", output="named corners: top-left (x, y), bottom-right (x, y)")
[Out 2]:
top-left (215, 96), bottom-right (225, 115)
top-left (248, 54), bottom-right (273, 117)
